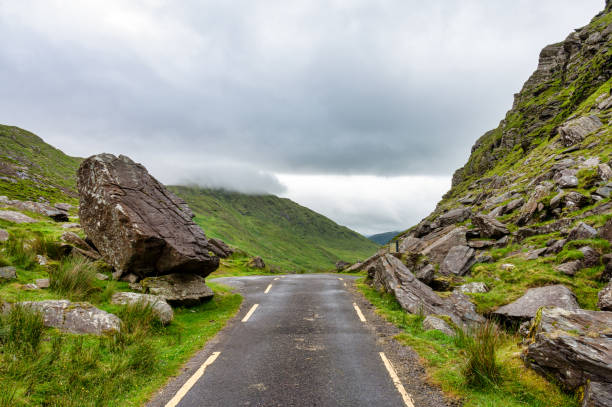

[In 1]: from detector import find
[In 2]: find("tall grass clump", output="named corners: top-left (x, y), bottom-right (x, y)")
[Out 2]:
top-left (50, 255), bottom-right (98, 300)
top-left (30, 231), bottom-right (63, 260)
top-left (115, 301), bottom-right (163, 344)
top-left (0, 304), bottom-right (45, 355)
top-left (455, 321), bottom-right (503, 388)
top-left (5, 234), bottom-right (37, 270)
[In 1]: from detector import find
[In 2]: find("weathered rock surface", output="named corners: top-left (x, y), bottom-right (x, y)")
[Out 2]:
top-left (558, 115), bottom-right (602, 147)
top-left (579, 246), bottom-right (600, 267)
top-left (345, 253), bottom-right (380, 273)
top-left (581, 381), bottom-right (612, 407)
top-left (439, 245), bottom-right (475, 276)
top-left (60, 231), bottom-right (96, 252)
top-left (0, 210), bottom-right (37, 223)
top-left (209, 238), bottom-right (234, 259)
top-left (422, 315), bottom-right (455, 336)
top-left (141, 273), bottom-right (214, 306)
top-left (493, 285), bottom-right (579, 322)
top-left (111, 292), bottom-right (173, 324)
top-left (597, 282), bottom-right (612, 311)
top-left (77, 154), bottom-right (219, 280)
top-left (335, 260), bottom-right (350, 271)
top-left (248, 256), bottom-right (265, 269)
top-left (601, 218), bottom-right (612, 242)
top-left (472, 214), bottom-right (509, 238)
top-left (0, 266), bottom-right (17, 280)
top-left (524, 307), bottom-right (612, 404)
top-left (567, 222), bottom-right (598, 241)
top-left (455, 282), bottom-right (488, 294)
top-left (35, 278), bottom-right (49, 288)
top-left (518, 183), bottom-right (553, 225)
top-left (0, 196), bottom-right (68, 221)
top-left (6, 300), bottom-right (121, 334)
top-left (415, 264), bottom-right (435, 285)
top-left (556, 260), bottom-right (582, 276)
top-left (434, 207), bottom-right (471, 228)
top-left (421, 227), bottom-right (467, 264)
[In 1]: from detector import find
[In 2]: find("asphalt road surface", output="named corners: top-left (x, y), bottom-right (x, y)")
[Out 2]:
top-left (150, 274), bottom-right (427, 407)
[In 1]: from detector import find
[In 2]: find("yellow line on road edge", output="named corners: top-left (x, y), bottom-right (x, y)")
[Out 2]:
top-left (274, 277), bottom-right (280, 281)
top-left (352, 303), bottom-right (366, 322)
top-left (264, 284), bottom-right (272, 294)
top-left (241, 304), bottom-right (259, 322)
top-left (379, 352), bottom-right (415, 407)
top-left (165, 351), bottom-right (221, 407)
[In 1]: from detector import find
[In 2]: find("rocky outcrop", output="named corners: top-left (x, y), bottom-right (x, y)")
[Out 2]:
top-left (5, 300), bottom-right (121, 334)
top-left (421, 227), bottom-right (467, 264)
top-left (517, 183), bottom-right (553, 225)
top-left (0, 210), bottom-right (37, 223)
top-left (439, 245), bottom-right (475, 276)
top-left (209, 238), bottom-right (234, 258)
top-left (0, 196), bottom-right (69, 221)
top-left (598, 282), bottom-right (612, 311)
top-left (455, 282), bottom-right (488, 294)
top-left (471, 214), bottom-right (509, 238)
top-left (524, 307), bottom-right (612, 406)
top-left (493, 285), bottom-right (579, 323)
top-left (558, 115), bottom-right (602, 147)
top-left (77, 154), bottom-right (219, 280)
top-left (111, 292), bottom-right (173, 324)
top-left (335, 260), bottom-right (350, 271)
top-left (248, 256), bottom-right (265, 269)
top-left (422, 316), bottom-right (454, 336)
top-left (141, 273), bottom-right (214, 306)
top-left (567, 222), bottom-right (598, 241)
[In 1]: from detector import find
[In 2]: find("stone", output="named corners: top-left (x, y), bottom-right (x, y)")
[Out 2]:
top-left (556, 260), bottom-right (582, 276)
top-left (579, 246), bottom-right (600, 267)
top-left (518, 183), bottom-right (553, 225)
top-left (597, 163), bottom-right (612, 181)
top-left (495, 235), bottom-right (509, 247)
top-left (248, 256), bottom-right (265, 269)
top-left (471, 214), bottom-right (510, 238)
top-left (421, 227), bottom-right (467, 264)
top-left (35, 278), bottom-right (49, 288)
top-left (415, 264), bottom-right (435, 285)
top-left (399, 236), bottom-right (425, 253)
top-left (61, 223), bottom-right (81, 229)
top-left (439, 245), bottom-right (476, 276)
top-left (493, 285), bottom-right (579, 323)
top-left (36, 255), bottom-right (48, 265)
top-left (567, 222), bottom-right (598, 241)
top-left (597, 282), bottom-right (612, 311)
top-left (435, 207), bottom-right (471, 228)
top-left (60, 232), bottom-right (95, 252)
top-left (504, 197), bottom-right (525, 213)
top-left (558, 115), bottom-right (602, 146)
top-left (54, 203), bottom-right (73, 212)
top-left (0, 266), bottom-right (17, 280)
top-left (562, 191), bottom-right (591, 209)
top-left (525, 248), bottom-right (547, 260)
top-left (601, 218), bottom-right (612, 242)
top-left (475, 255), bottom-right (494, 264)
top-left (544, 239), bottom-right (566, 255)
top-left (422, 315), bottom-right (455, 336)
top-left (0, 198), bottom-right (69, 222)
top-left (0, 210), bottom-right (37, 223)
top-left (446, 291), bottom-right (485, 325)
top-left (6, 300), bottom-right (121, 334)
top-left (209, 238), bottom-right (234, 258)
top-left (581, 381), bottom-right (612, 407)
top-left (111, 292), bottom-right (173, 325)
top-left (77, 154), bottom-right (219, 280)
top-left (141, 273), bottom-right (214, 306)
top-left (335, 260), bottom-right (350, 271)
top-left (595, 182), bottom-right (612, 199)
top-left (601, 262), bottom-right (612, 283)
top-left (95, 273), bottom-right (109, 281)
top-left (22, 283), bottom-right (39, 290)
top-left (500, 263), bottom-right (516, 270)
top-left (345, 253), bottom-right (380, 273)
top-left (524, 307), bottom-right (612, 396)
top-left (556, 174), bottom-right (579, 189)
top-left (366, 254), bottom-right (484, 326)
top-left (0, 229), bottom-right (8, 242)
top-left (467, 240), bottom-right (495, 249)
top-left (454, 282), bottom-right (488, 294)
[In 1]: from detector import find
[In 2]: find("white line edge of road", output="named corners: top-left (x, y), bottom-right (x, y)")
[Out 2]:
top-left (241, 304), bottom-right (259, 322)
top-left (352, 302), bottom-right (366, 322)
top-left (379, 352), bottom-right (416, 407)
top-left (273, 277), bottom-right (279, 281)
top-left (338, 277), bottom-right (343, 280)
top-left (264, 284), bottom-right (272, 294)
top-left (164, 351), bottom-right (221, 407)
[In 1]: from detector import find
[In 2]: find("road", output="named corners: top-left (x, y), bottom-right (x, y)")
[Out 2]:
top-left (148, 274), bottom-right (446, 407)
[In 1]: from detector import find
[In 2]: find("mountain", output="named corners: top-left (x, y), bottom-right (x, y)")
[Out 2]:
top-left (168, 186), bottom-right (379, 271)
top-left (367, 231), bottom-right (399, 245)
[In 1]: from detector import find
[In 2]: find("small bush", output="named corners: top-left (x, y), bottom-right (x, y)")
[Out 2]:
top-left (50, 255), bottom-right (99, 300)
top-left (456, 321), bottom-right (503, 388)
top-left (0, 304), bottom-right (45, 355)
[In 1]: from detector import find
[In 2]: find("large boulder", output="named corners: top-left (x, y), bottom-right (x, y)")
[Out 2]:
top-left (422, 315), bottom-right (454, 336)
top-left (517, 183), bottom-right (553, 225)
top-left (421, 227), bottom-right (467, 264)
top-left (558, 115), bottom-right (602, 147)
top-left (248, 256), bottom-right (265, 269)
top-left (598, 282), bottom-right (612, 311)
top-left (567, 222), bottom-right (598, 241)
top-left (439, 245), bottom-right (475, 276)
top-left (492, 285), bottom-right (580, 323)
top-left (141, 273), bottom-right (214, 306)
top-left (471, 214), bottom-right (509, 238)
top-left (434, 207), bottom-right (471, 228)
top-left (208, 238), bottom-right (234, 258)
top-left (77, 154), bottom-right (219, 280)
top-left (111, 292), bottom-right (173, 324)
top-left (345, 253), bottom-right (380, 273)
top-left (524, 307), bottom-right (612, 406)
top-left (5, 300), bottom-right (120, 334)
top-left (0, 210), bottom-right (37, 224)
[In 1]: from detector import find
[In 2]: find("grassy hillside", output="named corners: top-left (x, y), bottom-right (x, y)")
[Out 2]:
top-left (169, 186), bottom-right (379, 271)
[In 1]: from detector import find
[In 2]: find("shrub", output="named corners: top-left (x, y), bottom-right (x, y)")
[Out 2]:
top-left (455, 321), bottom-right (503, 388)
top-left (50, 255), bottom-right (99, 300)
top-left (0, 304), bottom-right (45, 355)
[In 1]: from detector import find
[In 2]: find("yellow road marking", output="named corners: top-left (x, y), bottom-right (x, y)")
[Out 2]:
top-left (264, 284), bottom-right (272, 294)
top-left (165, 351), bottom-right (220, 407)
top-left (274, 277), bottom-right (279, 281)
top-left (379, 352), bottom-right (415, 407)
top-left (343, 282), bottom-right (347, 287)
top-left (352, 303), bottom-right (366, 322)
top-left (242, 304), bottom-right (259, 322)
top-left (338, 277), bottom-right (343, 280)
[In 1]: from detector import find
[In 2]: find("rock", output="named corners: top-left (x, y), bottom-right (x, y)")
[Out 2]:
top-left (524, 307), bottom-right (612, 397)
top-left (0, 229), bottom-right (8, 242)
top-left (455, 282), bottom-right (488, 294)
top-left (111, 292), bottom-right (173, 325)
top-left (567, 222), bottom-right (598, 241)
top-left (601, 262), bottom-right (612, 283)
top-left (209, 238), bottom-right (234, 258)
top-left (35, 278), bottom-right (49, 288)
top-left (35, 255), bottom-right (48, 265)
top-left (504, 197), bottom-right (525, 213)
top-left (556, 174), bottom-right (579, 189)
top-left (435, 207), bottom-right (471, 228)
top-left (500, 263), bottom-right (515, 271)
top-left (248, 256), bottom-right (265, 269)
top-left (495, 235), bottom-right (509, 247)
top-left (335, 260), bottom-right (350, 271)
top-left (366, 254), bottom-right (483, 326)
top-left (141, 273), bottom-right (214, 306)
top-left (345, 253), bottom-right (380, 273)
top-left (525, 248), bottom-right (547, 260)
top-left (0, 199), bottom-right (69, 222)
top-left (399, 236), bottom-right (425, 253)
top-left (544, 239), bottom-right (566, 255)
top-left (581, 381), bottom-right (612, 407)
top-left (447, 291), bottom-right (485, 325)
top-left (77, 154), bottom-right (219, 280)
top-left (61, 223), bottom-right (81, 229)
top-left (558, 115), bottom-right (602, 146)
top-left (601, 218), bottom-right (612, 242)
top-left (415, 264), bottom-right (435, 285)
top-left (54, 203), bottom-right (73, 212)
top-left (439, 245), bottom-right (476, 276)
top-left (422, 315), bottom-right (455, 336)
top-left (471, 214), bottom-right (510, 238)
top-left (95, 273), bottom-right (109, 281)
top-left (22, 283), bottom-right (39, 290)
top-left (475, 254), bottom-right (494, 264)
top-left (7, 300), bottom-right (121, 334)
top-left (563, 191), bottom-right (591, 209)
top-left (597, 282), bottom-right (612, 311)
top-left (467, 240), bottom-right (495, 249)
top-left (597, 163), bottom-right (612, 181)
top-left (556, 260), bottom-right (582, 276)
top-left (518, 183), bottom-right (553, 225)
top-left (421, 227), bottom-right (467, 264)
top-left (0, 210), bottom-right (37, 223)
top-left (579, 246), bottom-right (600, 267)
top-left (493, 285), bottom-right (579, 323)
top-left (60, 232), bottom-right (95, 252)
top-left (0, 266), bottom-right (17, 280)
top-left (595, 182), bottom-right (612, 199)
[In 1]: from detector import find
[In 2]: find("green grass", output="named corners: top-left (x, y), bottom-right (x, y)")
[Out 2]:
top-left (49, 255), bottom-right (100, 301)
top-left (357, 282), bottom-right (579, 407)
top-left (169, 186), bottom-right (379, 272)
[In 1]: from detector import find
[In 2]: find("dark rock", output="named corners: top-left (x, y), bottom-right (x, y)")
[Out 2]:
top-left (60, 231), bottom-right (97, 253)
top-left (524, 307), bottom-right (612, 394)
top-left (77, 154), bottom-right (219, 280)
top-left (111, 292), bottom-right (173, 324)
top-left (435, 207), bottom-right (471, 228)
top-left (421, 227), bottom-right (467, 264)
top-left (581, 381), bottom-right (612, 407)
top-left (544, 239), bottom-right (566, 255)
top-left (415, 264), bottom-right (435, 285)
top-left (492, 285), bottom-right (579, 323)
top-left (567, 222), bottom-right (598, 241)
top-left (556, 260), bottom-right (582, 276)
top-left (335, 260), bottom-right (351, 271)
top-left (472, 214), bottom-right (509, 238)
top-left (558, 115), bottom-right (602, 146)
top-left (141, 273), bottom-right (214, 306)
top-left (601, 218), bottom-right (612, 242)
top-left (0, 266), bottom-right (17, 280)
top-left (504, 197), bottom-right (525, 214)
top-left (495, 235), bottom-right (509, 247)
top-left (601, 262), bottom-right (612, 283)
top-left (465, 229), bottom-right (481, 239)
top-left (248, 256), bottom-right (265, 269)
top-left (475, 254), bottom-right (494, 263)
top-left (467, 240), bottom-right (495, 249)
top-left (422, 316), bottom-right (454, 336)
top-left (597, 282), bottom-right (612, 311)
top-left (439, 245), bottom-right (476, 276)
top-left (579, 246), bottom-right (600, 267)
top-left (209, 238), bottom-right (234, 259)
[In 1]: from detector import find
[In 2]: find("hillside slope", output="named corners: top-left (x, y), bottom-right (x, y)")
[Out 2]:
top-left (169, 186), bottom-right (379, 271)
top-left (367, 231), bottom-right (399, 245)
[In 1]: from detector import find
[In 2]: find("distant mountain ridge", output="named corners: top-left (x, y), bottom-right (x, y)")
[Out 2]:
top-left (367, 231), bottom-right (400, 245)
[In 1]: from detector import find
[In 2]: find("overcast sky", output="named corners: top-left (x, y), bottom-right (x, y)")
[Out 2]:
top-left (0, 0), bottom-right (604, 234)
